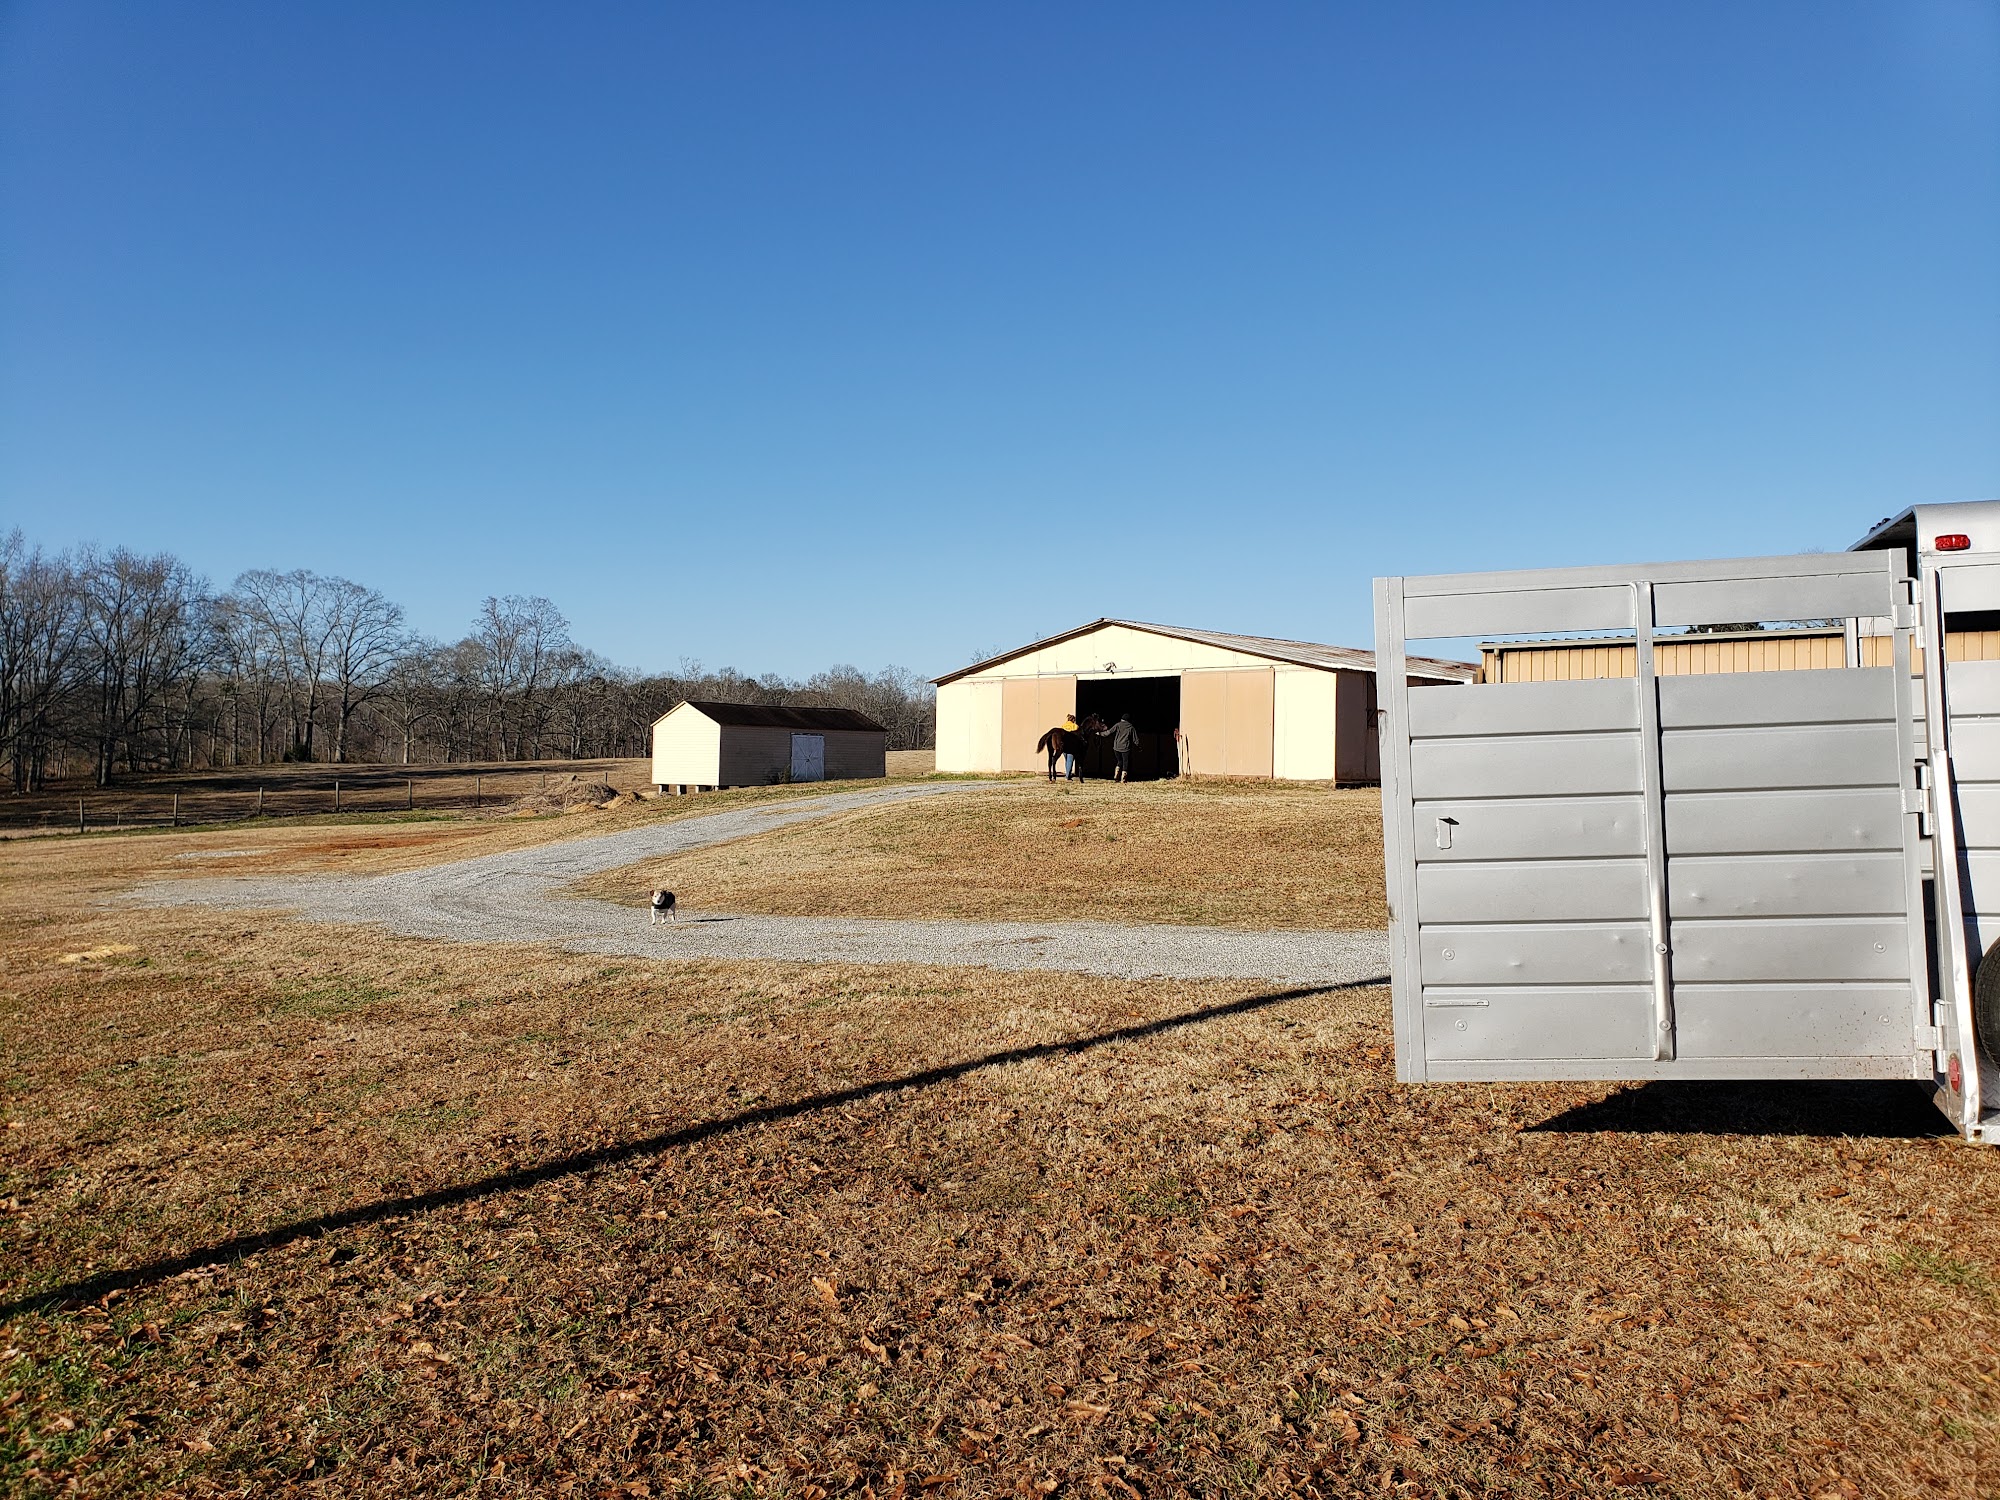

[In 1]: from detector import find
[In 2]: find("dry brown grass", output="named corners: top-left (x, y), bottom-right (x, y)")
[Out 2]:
top-left (0, 776), bottom-right (932, 884)
top-left (3, 836), bottom-right (1997, 1497)
top-left (577, 779), bottom-right (1390, 930)
top-left (0, 754), bottom-right (950, 839)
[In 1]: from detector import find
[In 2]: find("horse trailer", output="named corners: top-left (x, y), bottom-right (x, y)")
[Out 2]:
top-left (1374, 499), bottom-right (2000, 1142)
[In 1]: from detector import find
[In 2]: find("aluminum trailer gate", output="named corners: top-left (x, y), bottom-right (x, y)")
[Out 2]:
top-left (1373, 539), bottom-right (2000, 1135)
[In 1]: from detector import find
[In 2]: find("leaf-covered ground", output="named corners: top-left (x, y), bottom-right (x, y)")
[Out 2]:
top-left (2, 829), bottom-right (1996, 1498)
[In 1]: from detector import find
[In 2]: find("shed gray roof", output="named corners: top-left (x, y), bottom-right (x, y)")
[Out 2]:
top-left (933, 618), bottom-right (1474, 686)
top-left (663, 701), bottom-right (888, 733)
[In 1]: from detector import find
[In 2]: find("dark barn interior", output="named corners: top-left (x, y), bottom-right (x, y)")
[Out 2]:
top-left (1074, 675), bottom-right (1180, 780)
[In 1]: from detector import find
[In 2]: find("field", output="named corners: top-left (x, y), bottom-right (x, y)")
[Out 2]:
top-left (576, 780), bottom-right (1390, 930)
top-left (2, 782), bottom-right (1998, 1498)
top-left (0, 759), bottom-right (658, 837)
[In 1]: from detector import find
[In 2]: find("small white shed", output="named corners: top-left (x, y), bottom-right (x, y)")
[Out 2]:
top-left (651, 701), bottom-right (888, 792)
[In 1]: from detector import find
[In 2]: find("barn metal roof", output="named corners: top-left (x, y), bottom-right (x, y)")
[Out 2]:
top-left (658, 701), bottom-right (888, 732)
top-left (933, 619), bottom-right (1476, 686)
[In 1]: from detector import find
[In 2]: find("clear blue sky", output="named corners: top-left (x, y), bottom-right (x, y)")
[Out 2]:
top-left (2, 3), bottom-right (1995, 676)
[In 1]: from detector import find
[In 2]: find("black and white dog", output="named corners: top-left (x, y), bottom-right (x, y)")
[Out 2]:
top-left (650, 888), bottom-right (678, 925)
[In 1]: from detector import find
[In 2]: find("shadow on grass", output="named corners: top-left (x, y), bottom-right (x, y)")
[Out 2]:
top-left (0, 976), bottom-right (1385, 1320)
top-left (1527, 1079), bottom-right (1952, 1139)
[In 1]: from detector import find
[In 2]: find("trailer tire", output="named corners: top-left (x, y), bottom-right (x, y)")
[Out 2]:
top-left (1976, 941), bottom-right (2000, 1063)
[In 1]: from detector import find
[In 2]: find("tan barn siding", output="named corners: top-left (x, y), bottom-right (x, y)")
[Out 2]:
top-left (716, 727), bottom-right (793, 787)
top-left (998, 677), bottom-right (1075, 771)
top-left (716, 726), bottom-right (887, 784)
top-left (1180, 668), bottom-right (1274, 778)
top-left (821, 730), bottom-right (886, 780)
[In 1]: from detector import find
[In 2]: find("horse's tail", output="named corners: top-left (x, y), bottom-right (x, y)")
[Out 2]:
top-left (1035, 729), bottom-right (1056, 753)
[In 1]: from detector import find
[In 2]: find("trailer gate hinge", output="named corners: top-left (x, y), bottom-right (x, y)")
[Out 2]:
top-left (1894, 601), bottom-right (1918, 629)
top-left (1904, 786), bottom-right (1929, 816)
top-left (1916, 1025), bottom-right (1943, 1050)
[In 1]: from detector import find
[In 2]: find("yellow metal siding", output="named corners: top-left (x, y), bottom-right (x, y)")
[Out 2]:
top-left (1489, 629), bottom-right (2000, 682)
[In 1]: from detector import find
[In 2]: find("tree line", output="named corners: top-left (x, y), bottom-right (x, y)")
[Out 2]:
top-left (0, 530), bottom-right (935, 791)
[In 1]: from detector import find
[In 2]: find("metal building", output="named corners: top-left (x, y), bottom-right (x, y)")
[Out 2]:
top-left (651, 701), bottom-right (886, 793)
top-left (934, 619), bottom-right (1472, 782)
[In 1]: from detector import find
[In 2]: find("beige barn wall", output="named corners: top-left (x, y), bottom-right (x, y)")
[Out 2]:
top-left (957, 623), bottom-right (1269, 682)
top-left (935, 681), bottom-right (974, 772)
top-left (943, 623), bottom-right (1451, 782)
top-left (935, 679), bottom-right (1007, 773)
top-left (1273, 668), bottom-right (1338, 781)
top-left (651, 708), bottom-right (723, 787)
top-left (967, 680), bottom-right (1002, 771)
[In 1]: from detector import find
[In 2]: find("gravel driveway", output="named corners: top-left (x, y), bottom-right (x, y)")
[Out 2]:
top-left (140, 781), bottom-right (1389, 988)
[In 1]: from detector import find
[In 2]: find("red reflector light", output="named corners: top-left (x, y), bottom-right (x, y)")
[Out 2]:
top-left (1936, 533), bottom-right (1973, 551)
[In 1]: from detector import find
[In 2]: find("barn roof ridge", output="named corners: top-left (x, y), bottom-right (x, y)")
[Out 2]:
top-left (932, 618), bottom-right (1474, 686)
top-left (656, 700), bottom-right (888, 732)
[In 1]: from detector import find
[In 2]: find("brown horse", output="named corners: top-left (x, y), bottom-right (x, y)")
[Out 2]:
top-left (1035, 714), bottom-right (1106, 781)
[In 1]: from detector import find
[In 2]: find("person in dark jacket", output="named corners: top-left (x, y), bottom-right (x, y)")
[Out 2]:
top-left (1110, 712), bottom-right (1139, 782)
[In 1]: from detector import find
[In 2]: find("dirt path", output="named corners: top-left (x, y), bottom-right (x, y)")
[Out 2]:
top-left (138, 780), bottom-right (1389, 986)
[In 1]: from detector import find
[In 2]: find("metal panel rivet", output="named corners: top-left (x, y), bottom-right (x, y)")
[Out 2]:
top-left (1655, 943), bottom-right (1667, 954)
top-left (1454, 1020), bottom-right (1467, 1031)
top-left (1874, 942), bottom-right (1884, 952)
top-left (1441, 948), bottom-right (1455, 960)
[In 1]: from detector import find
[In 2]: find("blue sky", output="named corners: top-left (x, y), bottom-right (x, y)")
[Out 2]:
top-left (2, 3), bottom-right (1995, 676)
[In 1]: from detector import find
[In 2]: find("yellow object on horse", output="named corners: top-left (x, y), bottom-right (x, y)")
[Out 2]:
top-left (1063, 715), bottom-right (1078, 731)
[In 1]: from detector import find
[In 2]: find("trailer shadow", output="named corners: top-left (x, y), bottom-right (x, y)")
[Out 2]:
top-left (1526, 1079), bottom-right (1953, 1139)
top-left (0, 977), bottom-right (1377, 1320)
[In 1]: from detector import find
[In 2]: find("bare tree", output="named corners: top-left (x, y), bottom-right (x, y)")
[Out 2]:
top-left (230, 569), bottom-right (336, 760)
top-left (0, 532), bottom-right (86, 790)
top-left (323, 577), bottom-right (406, 762)
top-left (77, 547), bottom-right (211, 784)
top-left (1, 529), bottom-right (940, 784)
top-left (472, 595), bottom-right (572, 759)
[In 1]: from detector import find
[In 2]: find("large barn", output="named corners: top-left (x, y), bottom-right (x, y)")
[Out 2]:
top-left (933, 619), bottom-right (1473, 783)
top-left (651, 701), bottom-right (887, 792)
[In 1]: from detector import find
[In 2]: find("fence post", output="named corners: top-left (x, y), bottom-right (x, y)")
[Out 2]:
top-left (476, 775), bottom-right (481, 809)
top-left (172, 793), bottom-right (179, 828)
top-left (407, 778), bottom-right (414, 810)
top-left (78, 797), bottom-right (84, 834)
top-left (334, 779), bottom-right (340, 813)
top-left (258, 785), bottom-right (264, 817)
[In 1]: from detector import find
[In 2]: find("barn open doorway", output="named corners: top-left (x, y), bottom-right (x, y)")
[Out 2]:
top-left (1074, 675), bottom-right (1180, 779)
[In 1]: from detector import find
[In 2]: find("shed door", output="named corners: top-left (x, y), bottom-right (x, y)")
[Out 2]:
top-left (790, 734), bottom-right (825, 782)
